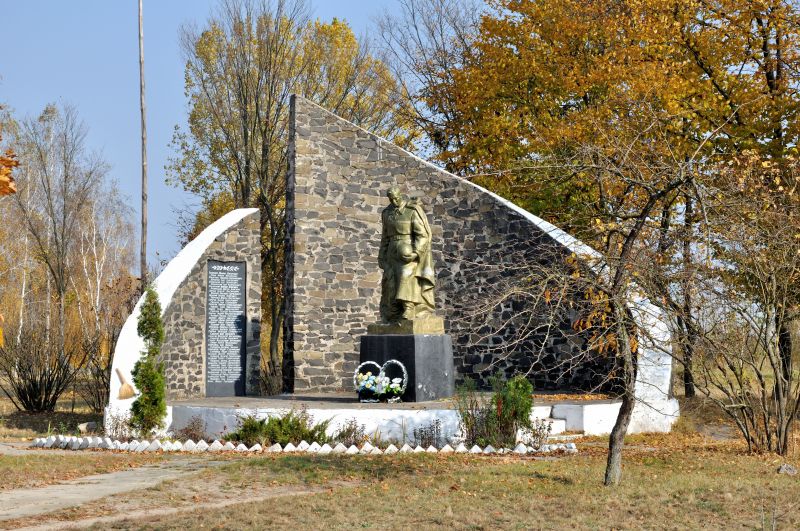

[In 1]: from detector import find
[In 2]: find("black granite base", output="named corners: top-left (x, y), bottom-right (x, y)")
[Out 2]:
top-left (359, 334), bottom-right (455, 402)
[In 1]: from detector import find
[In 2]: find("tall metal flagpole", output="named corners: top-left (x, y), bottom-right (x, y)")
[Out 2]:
top-left (138, 0), bottom-right (148, 291)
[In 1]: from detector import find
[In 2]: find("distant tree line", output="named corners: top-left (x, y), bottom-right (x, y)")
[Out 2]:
top-left (0, 103), bottom-right (138, 414)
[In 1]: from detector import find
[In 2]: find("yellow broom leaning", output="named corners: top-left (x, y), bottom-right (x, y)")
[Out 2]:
top-left (116, 368), bottom-right (136, 399)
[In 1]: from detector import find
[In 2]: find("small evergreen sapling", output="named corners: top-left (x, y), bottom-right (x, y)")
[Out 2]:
top-left (130, 287), bottom-right (167, 436)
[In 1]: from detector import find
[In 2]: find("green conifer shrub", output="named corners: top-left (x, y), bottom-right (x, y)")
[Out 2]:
top-left (229, 409), bottom-right (331, 447)
top-left (130, 287), bottom-right (167, 436)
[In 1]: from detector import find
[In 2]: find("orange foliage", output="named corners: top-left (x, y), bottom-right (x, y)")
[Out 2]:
top-left (0, 132), bottom-right (17, 196)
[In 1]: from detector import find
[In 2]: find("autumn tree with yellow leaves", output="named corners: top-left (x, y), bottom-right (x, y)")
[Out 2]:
top-left (0, 105), bottom-right (18, 198)
top-left (0, 108), bottom-right (18, 348)
top-left (386, 0), bottom-right (800, 483)
top-left (0, 139), bottom-right (17, 198)
top-left (0, 104), bottom-right (137, 412)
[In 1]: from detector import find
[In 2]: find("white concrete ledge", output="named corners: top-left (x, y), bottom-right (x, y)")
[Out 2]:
top-left (169, 399), bottom-right (677, 440)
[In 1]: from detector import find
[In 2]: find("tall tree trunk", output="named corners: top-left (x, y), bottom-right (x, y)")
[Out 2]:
top-left (58, 288), bottom-right (66, 359)
top-left (16, 232), bottom-right (29, 343)
top-left (260, 204), bottom-right (283, 395)
top-left (682, 323), bottom-right (696, 398)
top-left (604, 388), bottom-right (635, 486)
top-left (777, 318), bottom-right (792, 391)
top-left (682, 194), bottom-right (696, 398)
top-left (775, 313), bottom-right (792, 413)
top-left (138, 0), bottom-right (148, 291)
top-left (45, 234), bottom-right (52, 346)
top-left (605, 308), bottom-right (637, 486)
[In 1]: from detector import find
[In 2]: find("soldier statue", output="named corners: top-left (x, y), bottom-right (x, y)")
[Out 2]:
top-left (378, 186), bottom-right (436, 323)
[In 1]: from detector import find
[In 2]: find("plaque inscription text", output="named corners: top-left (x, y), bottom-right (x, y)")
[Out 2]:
top-left (205, 260), bottom-right (246, 396)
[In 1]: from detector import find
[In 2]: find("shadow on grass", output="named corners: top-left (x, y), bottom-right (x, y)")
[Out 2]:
top-left (528, 470), bottom-right (574, 485)
top-left (221, 454), bottom-right (472, 485)
top-left (1, 410), bottom-right (102, 434)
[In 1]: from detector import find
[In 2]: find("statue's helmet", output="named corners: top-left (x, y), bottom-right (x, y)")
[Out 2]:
top-left (387, 186), bottom-right (401, 199)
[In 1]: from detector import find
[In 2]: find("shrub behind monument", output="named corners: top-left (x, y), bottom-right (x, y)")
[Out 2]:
top-left (130, 287), bottom-right (167, 436)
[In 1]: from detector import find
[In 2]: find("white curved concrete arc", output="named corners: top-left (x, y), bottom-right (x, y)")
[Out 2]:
top-left (105, 208), bottom-right (258, 431)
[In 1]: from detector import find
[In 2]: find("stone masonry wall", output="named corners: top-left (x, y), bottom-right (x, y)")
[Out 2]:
top-left (161, 212), bottom-right (262, 399)
top-left (285, 96), bottom-right (615, 393)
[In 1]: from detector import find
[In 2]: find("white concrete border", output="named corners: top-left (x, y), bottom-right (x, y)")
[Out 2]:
top-left (169, 399), bottom-right (673, 441)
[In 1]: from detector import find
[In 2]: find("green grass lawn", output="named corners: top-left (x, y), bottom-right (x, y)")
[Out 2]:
top-left (2, 393), bottom-right (798, 530)
top-left (87, 433), bottom-right (800, 530)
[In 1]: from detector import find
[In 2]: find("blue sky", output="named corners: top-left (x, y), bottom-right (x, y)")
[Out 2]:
top-left (1, 0), bottom-right (394, 266)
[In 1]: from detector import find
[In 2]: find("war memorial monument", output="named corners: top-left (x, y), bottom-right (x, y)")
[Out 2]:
top-left (105, 95), bottom-right (678, 439)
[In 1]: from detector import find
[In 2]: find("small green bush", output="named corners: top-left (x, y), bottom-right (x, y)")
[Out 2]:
top-left (229, 409), bottom-right (331, 447)
top-left (130, 287), bottom-right (167, 437)
top-left (453, 374), bottom-right (534, 448)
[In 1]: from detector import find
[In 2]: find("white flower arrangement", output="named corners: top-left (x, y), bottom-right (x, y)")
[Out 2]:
top-left (353, 360), bottom-right (408, 403)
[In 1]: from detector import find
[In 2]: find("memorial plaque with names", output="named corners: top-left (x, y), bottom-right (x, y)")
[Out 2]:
top-left (205, 260), bottom-right (247, 396)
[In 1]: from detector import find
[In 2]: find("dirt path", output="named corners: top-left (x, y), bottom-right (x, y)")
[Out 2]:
top-left (0, 458), bottom-right (218, 523)
top-left (14, 485), bottom-right (327, 531)
top-left (0, 442), bottom-right (46, 456)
